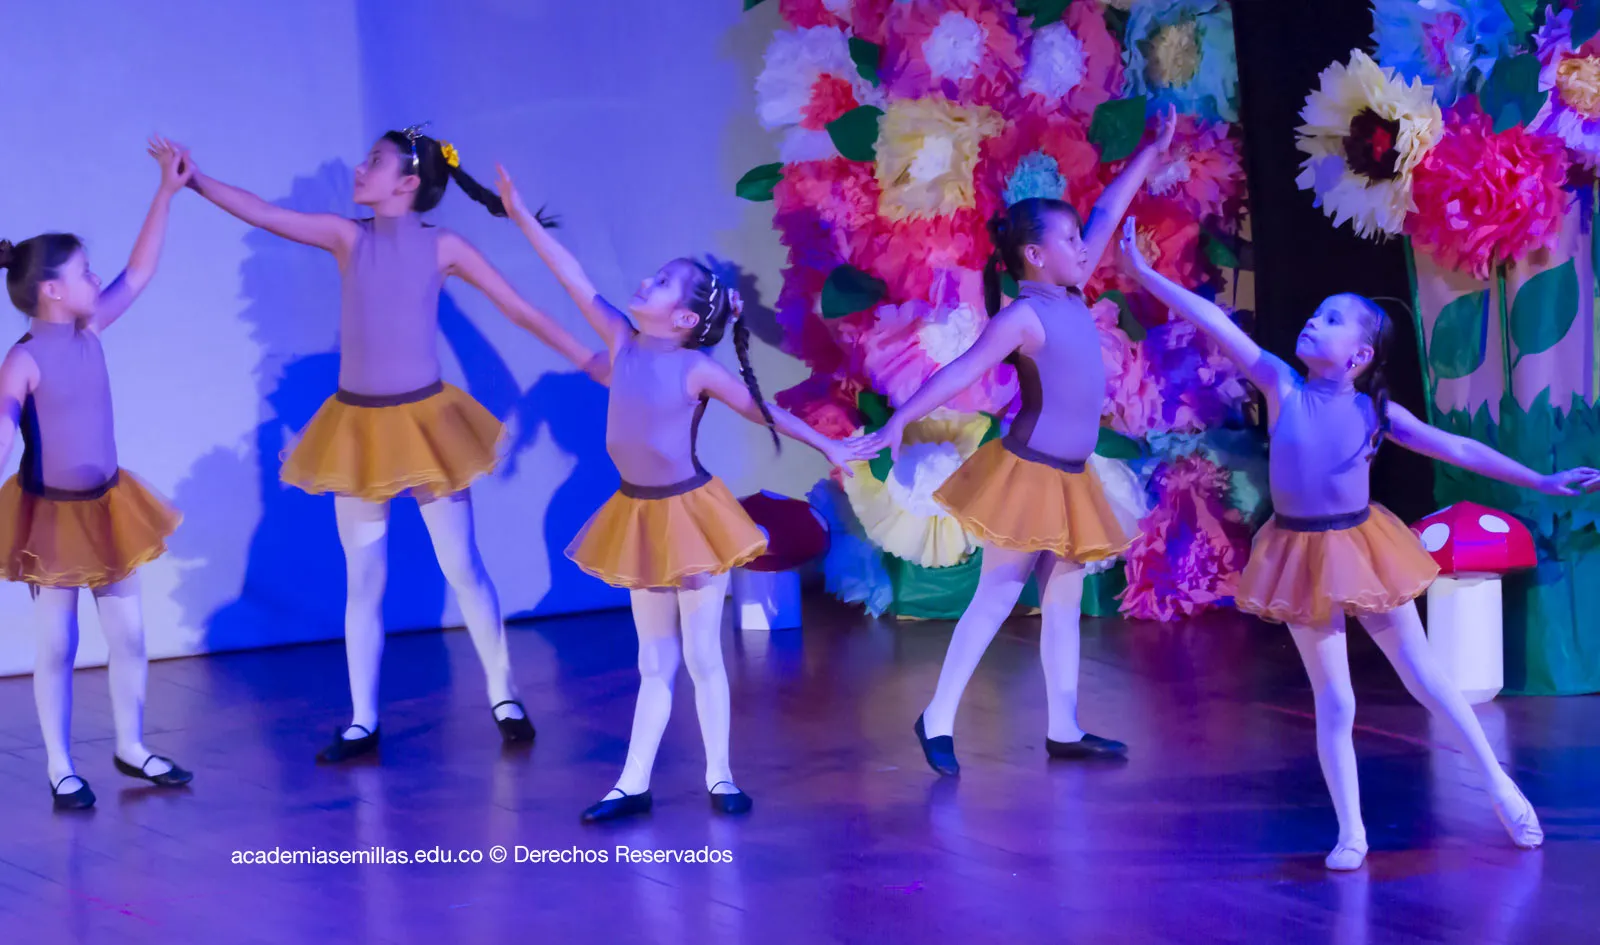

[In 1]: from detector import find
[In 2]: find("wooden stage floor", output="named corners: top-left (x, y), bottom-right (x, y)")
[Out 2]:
top-left (0, 598), bottom-right (1595, 944)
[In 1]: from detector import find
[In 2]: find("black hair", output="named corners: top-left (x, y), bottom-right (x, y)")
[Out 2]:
top-left (0, 233), bottom-right (84, 316)
top-left (379, 129), bottom-right (557, 226)
top-left (1342, 293), bottom-right (1398, 450)
top-left (983, 197), bottom-right (1083, 315)
top-left (683, 260), bottom-right (779, 452)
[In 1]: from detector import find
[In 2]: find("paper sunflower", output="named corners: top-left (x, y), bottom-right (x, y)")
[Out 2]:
top-left (1295, 49), bottom-right (1444, 239)
top-left (1370, 0), bottom-right (1515, 106)
top-left (1531, 6), bottom-right (1600, 170)
top-left (874, 97), bottom-right (1004, 220)
top-left (757, 25), bottom-right (887, 163)
top-left (1124, 0), bottom-right (1239, 124)
top-left (841, 413), bottom-right (991, 568)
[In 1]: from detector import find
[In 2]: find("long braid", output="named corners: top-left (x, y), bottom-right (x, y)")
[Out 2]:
top-left (733, 316), bottom-right (781, 452)
top-left (1347, 294), bottom-right (1398, 451)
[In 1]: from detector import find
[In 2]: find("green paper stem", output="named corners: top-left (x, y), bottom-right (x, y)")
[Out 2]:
top-left (1404, 242), bottom-right (1438, 427)
top-left (1497, 264), bottom-right (1516, 401)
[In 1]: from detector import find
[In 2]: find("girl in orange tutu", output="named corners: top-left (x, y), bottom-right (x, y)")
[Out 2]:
top-left (1119, 217), bottom-right (1599, 870)
top-left (495, 165), bottom-right (871, 822)
top-left (181, 127), bottom-right (605, 763)
top-left (0, 140), bottom-right (194, 810)
top-left (861, 110), bottom-right (1177, 776)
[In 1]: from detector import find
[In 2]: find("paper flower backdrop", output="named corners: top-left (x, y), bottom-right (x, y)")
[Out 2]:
top-left (746, 0), bottom-right (1257, 621)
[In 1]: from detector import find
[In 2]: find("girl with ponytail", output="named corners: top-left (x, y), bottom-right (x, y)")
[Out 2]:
top-left (172, 128), bottom-right (608, 764)
top-left (494, 165), bottom-right (873, 823)
top-left (1118, 217), bottom-right (1598, 870)
top-left (861, 108), bottom-right (1175, 779)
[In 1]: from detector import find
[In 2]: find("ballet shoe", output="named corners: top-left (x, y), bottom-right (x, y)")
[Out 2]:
top-left (51, 775), bottom-right (95, 812)
top-left (114, 753), bottom-right (194, 788)
top-left (708, 781), bottom-right (752, 815)
top-left (581, 788), bottom-right (653, 824)
top-left (316, 724), bottom-right (380, 764)
top-left (914, 715), bottom-right (960, 776)
top-left (1045, 733), bottom-right (1128, 761)
top-left (1494, 788), bottom-right (1544, 850)
top-left (492, 700), bottom-right (537, 744)
top-left (1324, 839), bottom-right (1368, 871)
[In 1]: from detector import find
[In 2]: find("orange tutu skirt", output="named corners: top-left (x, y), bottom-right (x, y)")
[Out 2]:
top-left (1235, 504), bottom-right (1440, 627)
top-left (281, 381), bottom-right (503, 502)
top-left (933, 437), bottom-right (1131, 562)
top-left (0, 471), bottom-right (181, 588)
top-left (567, 474), bottom-right (768, 589)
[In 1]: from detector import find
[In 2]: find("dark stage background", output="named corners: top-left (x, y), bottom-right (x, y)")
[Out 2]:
top-left (1233, 0), bottom-right (1431, 521)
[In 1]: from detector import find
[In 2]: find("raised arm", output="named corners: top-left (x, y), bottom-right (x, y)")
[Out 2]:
top-left (174, 140), bottom-right (357, 255)
top-left (1118, 217), bottom-right (1295, 409)
top-left (860, 304), bottom-right (1034, 459)
top-left (495, 164), bottom-right (633, 352)
top-left (0, 349), bottom-right (39, 471)
top-left (90, 139), bottom-right (194, 332)
top-left (1079, 107), bottom-right (1176, 277)
top-left (439, 230), bottom-right (608, 382)
top-left (1386, 403), bottom-right (1600, 494)
top-left (691, 356), bottom-right (875, 473)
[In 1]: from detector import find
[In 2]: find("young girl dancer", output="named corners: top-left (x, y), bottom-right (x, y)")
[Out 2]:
top-left (0, 140), bottom-right (194, 809)
top-left (1118, 217), bottom-right (1595, 869)
top-left (178, 128), bottom-right (605, 762)
top-left (494, 165), bottom-right (872, 822)
top-left (861, 110), bottom-right (1175, 776)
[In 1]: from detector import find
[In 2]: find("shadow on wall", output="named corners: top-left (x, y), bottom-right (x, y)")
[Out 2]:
top-left (163, 162), bottom-right (616, 723)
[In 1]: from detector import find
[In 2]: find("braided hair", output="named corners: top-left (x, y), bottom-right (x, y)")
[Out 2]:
top-left (983, 197), bottom-right (1082, 315)
top-left (0, 233), bottom-right (84, 316)
top-left (683, 260), bottom-right (780, 452)
top-left (1342, 293), bottom-right (1399, 451)
top-left (381, 126), bottom-right (557, 226)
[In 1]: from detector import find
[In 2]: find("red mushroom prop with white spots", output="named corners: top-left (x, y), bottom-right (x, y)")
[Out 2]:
top-left (732, 492), bottom-right (830, 631)
top-left (1412, 502), bottom-right (1536, 704)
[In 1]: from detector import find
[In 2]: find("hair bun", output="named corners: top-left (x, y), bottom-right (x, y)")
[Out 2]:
top-left (0, 240), bottom-right (13, 270)
top-left (987, 214), bottom-right (1010, 242)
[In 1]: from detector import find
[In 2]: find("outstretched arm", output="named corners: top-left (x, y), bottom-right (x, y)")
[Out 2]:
top-left (175, 139), bottom-right (357, 254)
top-left (1118, 217), bottom-right (1295, 409)
top-left (0, 349), bottom-right (38, 471)
top-left (859, 305), bottom-right (1033, 459)
top-left (1386, 403), bottom-right (1600, 495)
top-left (1079, 107), bottom-right (1176, 277)
top-left (90, 138), bottom-right (194, 332)
top-left (692, 357), bottom-right (875, 473)
top-left (495, 164), bottom-right (633, 353)
top-left (439, 230), bottom-right (608, 381)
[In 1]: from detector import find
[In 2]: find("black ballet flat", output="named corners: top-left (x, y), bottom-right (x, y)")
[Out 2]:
top-left (708, 781), bottom-right (753, 815)
top-left (51, 775), bottom-right (95, 812)
top-left (581, 789), bottom-right (653, 824)
top-left (914, 715), bottom-right (960, 776)
top-left (113, 753), bottom-right (194, 787)
top-left (316, 724), bottom-right (380, 764)
top-left (492, 700), bottom-right (536, 744)
top-left (1045, 733), bottom-right (1127, 761)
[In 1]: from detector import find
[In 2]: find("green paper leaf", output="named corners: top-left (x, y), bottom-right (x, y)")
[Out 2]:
top-left (1203, 233), bottom-right (1240, 271)
top-left (1481, 54), bottom-right (1547, 132)
top-left (1510, 259), bottom-right (1580, 358)
top-left (1428, 289), bottom-right (1489, 380)
top-left (856, 390), bottom-right (892, 431)
top-left (1088, 96), bottom-right (1149, 164)
top-left (1574, 0), bottom-right (1600, 45)
top-left (1001, 272), bottom-right (1020, 301)
top-left (743, 0), bottom-right (768, 8)
top-left (734, 162), bottom-right (784, 202)
top-left (1499, 0), bottom-right (1536, 38)
top-left (1016, 0), bottom-right (1070, 29)
top-left (980, 412), bottom-right (1004, 446)
top-left (848, 38), bottom-right (882, 87)
top-left (1099, 288), bottom-right (1146, 341)
top-left (821, 265), bottom-right (887, 319)
top-left (1095, 426), bottom-right (1143, 460)
top-left (826, 105), bottom-right (884, 163)
top-left (869, 450), bottom-right (895, 482)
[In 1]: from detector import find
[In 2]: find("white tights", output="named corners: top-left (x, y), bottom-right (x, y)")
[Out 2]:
top-left (34, 576), bottom-right (168, 785)
top-left (334, 490), bottom-right (520, 736)
top-left (921, 546), bottom-right (1089, 743)
top-left (1289, 601), bottom-right (1530, 849)
top-left (610, 571), bottom-right (737, 796)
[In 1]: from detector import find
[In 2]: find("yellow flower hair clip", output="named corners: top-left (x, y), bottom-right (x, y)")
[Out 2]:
top-left (439, 141), bottom-right (460, 169)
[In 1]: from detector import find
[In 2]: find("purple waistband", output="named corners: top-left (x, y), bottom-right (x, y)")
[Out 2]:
top-left (24, 469), bottom-right (120, 501)
top-left (1001, 433), bottom-right (1087, 474)
top-left (1275, 507), bottom-right (1371, 533)
top-left (619, 470), bottom-right (712, 500)
top-left (335, 380), bottom-right (444, 408)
